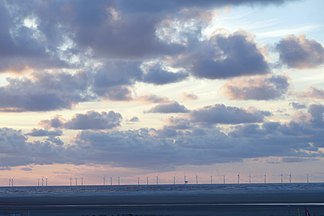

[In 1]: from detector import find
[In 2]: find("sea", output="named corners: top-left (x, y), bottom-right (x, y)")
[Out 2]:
top-left (0, 183), bottom-right (323, 216)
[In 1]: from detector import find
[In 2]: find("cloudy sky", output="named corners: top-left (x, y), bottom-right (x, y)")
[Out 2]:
top-left (0, 0), bottom-right (324, 186)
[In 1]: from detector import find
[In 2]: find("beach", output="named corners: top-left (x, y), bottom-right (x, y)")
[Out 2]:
top-left (0, 183), bottom-right (323, 216)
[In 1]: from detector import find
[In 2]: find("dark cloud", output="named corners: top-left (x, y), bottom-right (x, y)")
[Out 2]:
top-left (290, 102), bottom-right (306, 109)
top-left (177, 32), bottom-right (269, 79)
top-left (117, 0), bottom-right (295, 13)
top-left (65, 111), bottom-right (122, 130)
top-left (43, 111), bottom-right (122, 130)
top-left (45, 136), bottom-right (64, 146)
top-left (223, 75), bottom-right (289, 100)
top-left (0, 2), bottom-right (71, 72)
top-left (26, 129), bottom-right (62, 137)
top-left (0, 72), bottom-right (89, 112)
top-left (308, 104), bottom-right (324, 128)
top-left (1, 103), bottom-right (323, 169)
top-left (129, 117), bottom-right (140, 122)
top-left (191, 104), bottom-right (270, 125)
top-left (0, 62), bottom-right (140, 112)
top-left (91, 62), bottom-right (142, 92)
top-left (0, 128), bottom-right (65, 167)
top-left (139, 95), bottom-right (170, 103)
top-left (40, 116), bottom-right (65, 129)
top-left (147, 101), bottom-right (189, 113)
top-left (276, 35), bottom-right (324, 69)
top-left (68, 116), bottom-right (320, 169)
top-left (28, 0), bottom-right (183, 59)
top-left (1, 0), bottom-right (292, 72)
top-left (101, 86), bottom-right (133, 101)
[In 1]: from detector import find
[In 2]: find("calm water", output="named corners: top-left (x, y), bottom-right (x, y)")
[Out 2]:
top-left (1, 182), bottom-right (324, 195)
top-left (0, 183), bottom-right (324, 216)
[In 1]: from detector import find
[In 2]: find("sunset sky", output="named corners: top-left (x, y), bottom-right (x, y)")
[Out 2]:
top-left (0, 0), bottom-right (324, 186)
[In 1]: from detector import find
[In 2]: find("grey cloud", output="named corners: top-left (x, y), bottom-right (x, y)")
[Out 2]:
top-left (179, 32), bottom-right (269, 79)
top-left (191, 104), bottom-right (269, 125)
top-left (0, 128), bottom-right (65, 167)
top-left (147, 101), bottom-right (189, 113)
top-left (43, 111), bottom-right (122, 130)
top-left (141, 64), bottom-right (188, 85)
top-left (26, 129), bottom-right (62, 137)
top-left (0, 2), bottom-right (70, 72)
top-left (90, 62), bottom-right (141, 101)
top-left (281, 157), bottom-right (314, 163)
top-left (0, 72), bottom-right (89, 112)
top-left (139, 95), bottom-right (170, 103)
top-left (1, 103), bottom-right (323, 169)
top-left (92, 62), bottom-right (142, 91)
top-left (117, 0), bottom-right (295, 13)
top-left (276, 35), bottom-right (324, 69)
top-left (45, 137), bottom-right (64, 146)
top-left (290, 102), bottom-right (306, 109)
top-left (223, 75), bottom-right (289, 100)
top-left (2, 0), bottom-right (291, 67)
top-left (0, 61), bottom-right (140, 112)
top-left (308, 104), bottom-right (324, 128)
top-left (228, 121), bottom-right (321, 158)
top-left (40, 116), bottom-right (65, 129)
top-left (29, 0), bottom-right (183, 59)
top-left (301, 87), bottom-right (324, 99)
top-left (68, 118), bottom-right (319, 169)
top-left (129, 117), bottom-right (140, 122)
top-left (101, 86), bottom-right (133, 101)
top-left (65, 111), bottom-right (122, 130)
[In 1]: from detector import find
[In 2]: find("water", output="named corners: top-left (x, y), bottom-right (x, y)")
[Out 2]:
top-left (0, 183), bottom-right (323, 216)
top-left (1, 182), bottom-right (323, 196)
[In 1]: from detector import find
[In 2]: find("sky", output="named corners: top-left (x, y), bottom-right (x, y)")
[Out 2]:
top-left (0, 0), bottom-right (324, 186)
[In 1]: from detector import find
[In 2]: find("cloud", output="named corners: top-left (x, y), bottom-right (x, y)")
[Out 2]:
top-left (0, 72), bottom-right (90, 112)
top-left (65, 111), bottom-right (122, 130)
top-left (290, 102), bottom-right (306, 109)
top-left (176, 31), bottom-right (269, 79)
top-left (0, 128), bottom-right (65, 167)
top-left (308, 104), bottom-right (324, 128)
top-left (191, 104), bottom-right (270, 125)
top-left (183, 93), bottom-right (198, 100)
top-left (276, 35), bottom-right (324, 68)
top-left (129, 117), bottom-right (140, 122)
top-left (68, 114), bottom-right (321, 169)
top-left (223, 75), bottom-right (289, 100)
top-left (0, 0), bottom-right (292, 73)
top-left (40, 116), bottom-right (65, 129)
top-left (0, 61), bottom-right (141, 112)
top-left (1, 103), bottom-right (323, 169)
top-left (141, 66), bottom-right (188, 85)
top-left (44, 111), bottom-right (123, 130)
top-left (147, 101), bottom-right (189, 113)
top-left (0, 2), bottom-right (71, 72)
top-left (300, 87), bottom-right (324, 99)
top-left (91, 62), bottom-right (142, 93)
top-left (101, 86), bottom-right (133, 101)
top-left (139, 95), bottom-right (170, 103)
top-left (26, 129), bottom-right (62, 137)
top-left (117, 0), bottom-right (295, 13)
